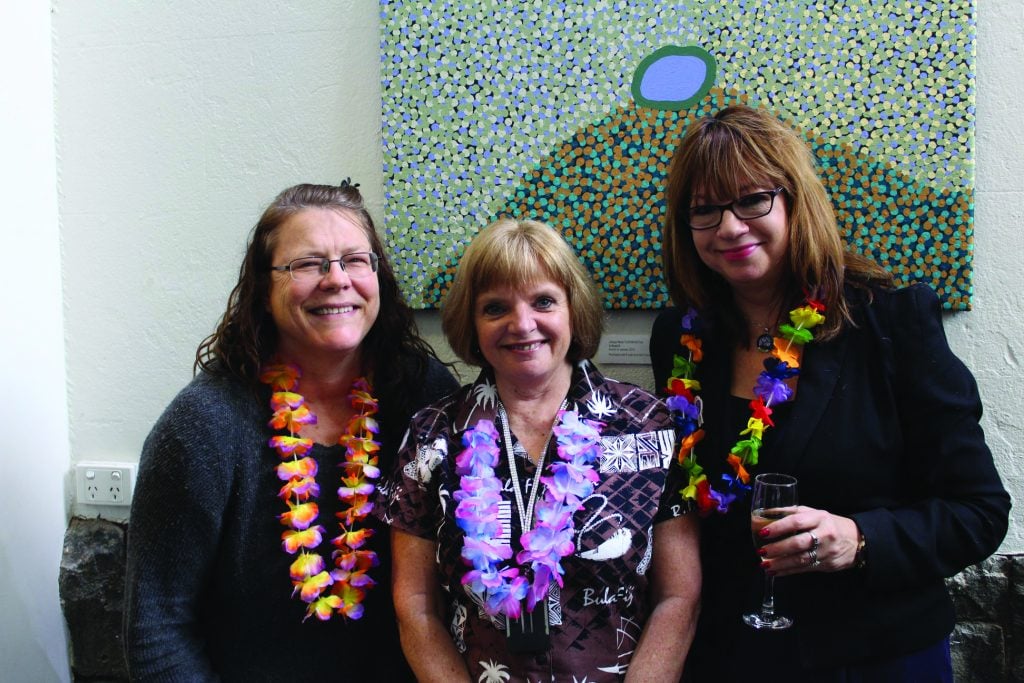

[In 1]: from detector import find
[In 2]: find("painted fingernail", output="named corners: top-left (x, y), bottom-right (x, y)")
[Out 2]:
top-left (760, 560), bottom-right (771, 569)
top-left (758, 528), bottom-right (770, 538)
top-left (758, 549), bottom-right (768, 557)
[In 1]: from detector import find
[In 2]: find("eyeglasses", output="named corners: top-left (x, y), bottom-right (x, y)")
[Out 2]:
top-left (270, 252), bottom-right (379, 281)
top-left (687, 187), bottom-right (786, 231)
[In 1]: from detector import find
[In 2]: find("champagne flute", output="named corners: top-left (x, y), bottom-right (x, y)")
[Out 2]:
top-left (743, 472), bottom-right (798, 630)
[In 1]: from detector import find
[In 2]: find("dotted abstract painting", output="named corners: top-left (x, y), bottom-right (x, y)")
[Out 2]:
top-left (381, 0), bottom-right (975, 310)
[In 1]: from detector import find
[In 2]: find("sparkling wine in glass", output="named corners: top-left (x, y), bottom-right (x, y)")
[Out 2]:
top-left (743, 472), bottom-right (798, 630)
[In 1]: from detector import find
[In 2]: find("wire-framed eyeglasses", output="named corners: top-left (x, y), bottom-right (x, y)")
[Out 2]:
top-left (270, 252), bottom-right (379, 281)
top-left (687, 187), bottom-right (786, 231)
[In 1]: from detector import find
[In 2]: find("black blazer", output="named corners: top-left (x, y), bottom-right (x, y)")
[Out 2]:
top-left (650, 284), bottom-right (1010, 676)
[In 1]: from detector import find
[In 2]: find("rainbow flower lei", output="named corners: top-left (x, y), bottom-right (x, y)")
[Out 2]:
top-left (454, 409), bottom-right (602, 618)
top-left (260, 363), bottom-right (381, 621)
top-left (665, 298), bottom-right (825, 515)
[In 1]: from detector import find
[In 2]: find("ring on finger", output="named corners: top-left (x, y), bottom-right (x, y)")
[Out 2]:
top-left (808, 531), bottom-right (819, 551)
top-left (807, 548), bottom-right (819, 567)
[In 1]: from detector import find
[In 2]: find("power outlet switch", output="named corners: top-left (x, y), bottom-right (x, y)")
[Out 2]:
top-left (75, 462), bottom-right (136, 506)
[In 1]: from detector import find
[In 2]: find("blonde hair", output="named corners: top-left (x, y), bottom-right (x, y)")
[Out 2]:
top-left (662, 105), bottom-right (891, 341)
top-left (442, 218), bottom-right (605, 365)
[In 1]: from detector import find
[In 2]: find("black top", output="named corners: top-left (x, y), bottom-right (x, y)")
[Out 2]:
top-left (125, 357), bottom-right (458, 682)
top-left (650, 284), bottom-right (1010, 679)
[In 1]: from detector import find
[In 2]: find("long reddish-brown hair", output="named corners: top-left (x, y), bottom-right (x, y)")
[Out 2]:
top-left (662, 105), bottom-right (891, 343)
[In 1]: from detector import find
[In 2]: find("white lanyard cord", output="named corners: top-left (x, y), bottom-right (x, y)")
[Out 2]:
top-left (496, 399), bottom-right (567, 534)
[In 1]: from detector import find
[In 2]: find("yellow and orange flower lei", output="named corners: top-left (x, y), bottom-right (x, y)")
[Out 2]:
top-left (260, 363), bottom-right (380, 621)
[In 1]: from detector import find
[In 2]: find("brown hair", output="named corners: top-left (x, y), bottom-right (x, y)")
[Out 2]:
top-left (195, 182), bottom-right (439, 400)
top-left (662, 105), bottom-right (891, 342)
top-left (441, 218), bottom-right (605, 366)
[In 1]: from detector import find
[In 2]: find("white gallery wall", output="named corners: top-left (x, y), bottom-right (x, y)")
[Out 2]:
top-left (1, 1), bottom-right (1020, 679)
top-left (1, 4), bottom-right (71, 682)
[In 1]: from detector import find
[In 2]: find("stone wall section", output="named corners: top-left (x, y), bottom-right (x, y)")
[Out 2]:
top-left (59, 517), bottom-right (1022, 682)
top-left (59, 518), bottom-right (129, 682)
top-left (947, 554), bottom-right (1024, 682)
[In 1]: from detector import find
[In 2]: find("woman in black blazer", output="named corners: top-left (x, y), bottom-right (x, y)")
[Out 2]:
top-left (650, 105), bottom-right (1009, 682)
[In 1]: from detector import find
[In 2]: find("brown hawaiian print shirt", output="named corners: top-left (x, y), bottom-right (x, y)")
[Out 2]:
top-left (380, 361), bottom-right (690, 682)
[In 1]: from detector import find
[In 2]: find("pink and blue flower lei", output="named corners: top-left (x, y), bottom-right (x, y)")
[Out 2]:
top-left (454, 410), bottom-right (603, 618)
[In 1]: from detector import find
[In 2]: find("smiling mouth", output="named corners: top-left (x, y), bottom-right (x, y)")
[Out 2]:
top-left (720, 244), bottom-right (759, 259)
top-left (310, 305), bottom-right (355, 315)
top-left (505, 341), bottom-right (544, 351)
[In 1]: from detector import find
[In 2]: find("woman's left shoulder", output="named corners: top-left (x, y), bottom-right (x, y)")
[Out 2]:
top-left (421, 355), bottom-right (460, 399)
top-left (382, 354), bottom-right (458, 402)
top-left (423, 354), bottom-right (458, 383)
top-left (851, 281), bottom-right (938, 311)
top-left (876, 281), bottom-right (938, 304)
top-left (846, 282), bottom-right (944, 334)
top-left (848, 282), bottom-right (976, 388)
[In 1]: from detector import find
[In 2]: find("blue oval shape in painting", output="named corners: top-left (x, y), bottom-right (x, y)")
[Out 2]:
top-left (642, 56), bottom-right (707, 100)
top-left (631, 46), bottom-right (717, 111)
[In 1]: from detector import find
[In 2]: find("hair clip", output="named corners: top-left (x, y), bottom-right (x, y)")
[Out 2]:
top-left (339, 177), bottom-right (361, 189)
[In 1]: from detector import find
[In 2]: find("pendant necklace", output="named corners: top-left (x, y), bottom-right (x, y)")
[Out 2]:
top-left (755, 327), bottom-right (774, 353)
top-left (754, 309), bottom-right (780, 353)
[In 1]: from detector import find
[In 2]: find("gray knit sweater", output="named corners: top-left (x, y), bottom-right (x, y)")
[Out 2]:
top-left (125, 358), bottom-right (458, 682)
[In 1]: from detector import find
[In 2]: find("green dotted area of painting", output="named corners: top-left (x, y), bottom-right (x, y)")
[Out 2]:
top-left (419, 90), bottom-right (973, 309)
top-left (381, 0), bottom-right (975, 310)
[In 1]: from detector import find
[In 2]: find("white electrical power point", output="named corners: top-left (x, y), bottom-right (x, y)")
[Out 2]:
top-left (75, 461), bottom-right (136, 506)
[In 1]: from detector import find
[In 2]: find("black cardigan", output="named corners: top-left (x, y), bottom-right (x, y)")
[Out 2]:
top-left (125, 357), bottom-right (458, 682)
top-left (650, 284), bottom-right (1009, 677)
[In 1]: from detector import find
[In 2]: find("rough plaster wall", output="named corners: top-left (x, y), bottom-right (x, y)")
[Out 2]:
top-left (54, 1), bottom-right (385, 483)
top-left (945, 0), bottom-right (1024, 551)
top-left (55, 0), bottom-right (1021, 554)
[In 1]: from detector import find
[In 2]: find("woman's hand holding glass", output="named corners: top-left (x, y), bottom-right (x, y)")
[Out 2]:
top-left (744, 473), bottom-right (798, 630)
top-left (757, 506), bottom-right (862, 576)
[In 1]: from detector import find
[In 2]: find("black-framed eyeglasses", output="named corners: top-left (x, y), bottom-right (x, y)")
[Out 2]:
top-left (270, 252), bottom-right (379, 282)
top-left (687, 187), bottom-right (786, 231)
